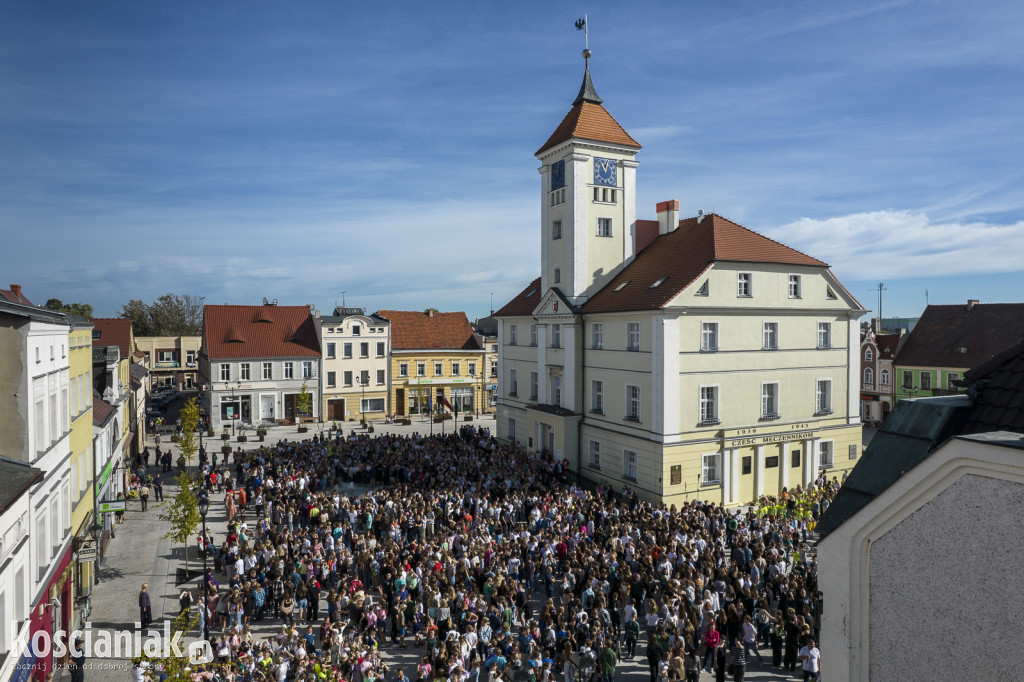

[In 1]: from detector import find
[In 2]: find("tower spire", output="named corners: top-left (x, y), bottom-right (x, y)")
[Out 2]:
top-left (573, 16), bottom-right (602, 106)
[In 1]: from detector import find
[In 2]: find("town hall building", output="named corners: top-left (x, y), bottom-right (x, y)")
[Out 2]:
top-left (495, 53), bottom-right (867, 505)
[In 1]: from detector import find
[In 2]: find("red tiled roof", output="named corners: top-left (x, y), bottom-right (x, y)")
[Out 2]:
top-left (875, 333), bottom-right (902, 360)
top-left (894, 303), bottom-right (1024, 369)
top-left (377, 310), bottom-right (481, 351)
top-left (203, 305), bottom-right (320, 359)
top-left (92, 394), bottom-right (115, 427)
top-left (635, 219), bottom-right (660, 254)
top-left (90, 318), bottom-right (134, 357)
top-left (0, 285), bottom-right (33, 306)
top-left (583, 213), bottom-right (828, 313)
top-left (961, 341), bottom-right (1024, 435)
top-left (494, 278), bottom-right (543, 318)
top-left (536, 102), bottom-right (641, 156)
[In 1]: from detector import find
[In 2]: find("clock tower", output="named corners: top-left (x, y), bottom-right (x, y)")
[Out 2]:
top-left (536, 51), bottom-right (641, 306)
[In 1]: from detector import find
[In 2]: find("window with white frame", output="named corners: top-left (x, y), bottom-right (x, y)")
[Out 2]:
top-left (864, 368), bottom-right (874, 385)
top-left (553, 268), bottom-right (561, 284)
top-left (343, 343), bottom-right (353, 359)
top-left (509, 369), bottom-right (518, 396)
top-left (302, 361), bottom-right (313, 379)
top-left (920, 372), bottom-right (932, 390)
top-left (789, 274), bottom-right (802, 298)
top-left (591, 323), bottom-right (603, 349)
top-left (817, 322), bottom-right (832, 349)
top-left (820, 440), bottom-right (834, 468)
top-left (625, 385), bottom-right (641, 421)
top-left (327, 371), bottom-right (336, 388)
top-left (468, 361), bottom-right (476, 376)
top-left (376, 369), bottom-right (385, 385)
top-left (530, 372), bottom-right (538, 400)
top-left (399, 363), bottom-right (409, 378)
top-left (597, 217), bottom-right (612, 237)
top-left (530, 325), bottom-right (538, 347)
top-left (947, 372), bottom-right (960, 389)
top-left (762, 383), bottom-right (779, 419)
top-left (360, 369), bottom-right (370, 386)
top-left (220, 363), bottom-right (230, 381)
top-left (551, 374), bottom-right (562, 406)
top-left (865, 347), bottom-right (873, 361)
top-left (551, 324), bottom-right (561, 348)
top-left (700, 386), bottom-right (719, 424)
top-left (376, 342), bottom-right (386, 357)
top-left (591, 380), bottom-right (604, 414)
top-left (326, 342), bottom-right (336, 359)
top-left (509, 325), bottom-right (518, 345)
top-left (816, 379), bottom-right (832, 414)
top-left (552, 220), bottom-right (562, 239)
top-left (881, 368), bottom-right (890, 385)
top-left (701, 322), bottom-right (718, 351)
top-left (343, 371), bottom-right (353, 387)
top-left (362, 398), bottom-right (386, 412)
top-left (352, 324), bottom-right (361, 336)
top-left (490, 360), bottom-right (497, 377)
top-left (588, 441), bottom-right (601, 469)
top-left (702, 453), bottom-right (722, 485)
top-left (626, 322), bottom-right (640, 351)
top-left (737, 272), bottom-right (752, 297)
top-left (417, 362), bottom-right (426, 377)
top-left (434, 361), bottom-right (443, 376)
top-left (451, 361), bottom-right (460, 376)
top-left (284, 361), bottom-right (294, 379)
top-left (360, 342), bottom-right (369, 358)
top-left (622, 450), bottom-right (638, 480)
top-left (763, 322), bottom-right (779, 350)
top-left (262, 362), bottom-right (272, 380)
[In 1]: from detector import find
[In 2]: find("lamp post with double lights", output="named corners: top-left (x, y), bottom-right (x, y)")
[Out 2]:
top-left (198, 487), bottom-right (210, 643)
top-left (225, 380), bottom-right (241, 436)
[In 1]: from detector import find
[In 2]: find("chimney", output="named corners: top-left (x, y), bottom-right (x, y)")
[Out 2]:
top-left (967, 299), bottom-right (980, 310)
top-left (9, 283), bottom-right (21, 299)
top-left (656, 200), bottom-right (679, 235)
top-left (426, 309), bottom-right (435, 318)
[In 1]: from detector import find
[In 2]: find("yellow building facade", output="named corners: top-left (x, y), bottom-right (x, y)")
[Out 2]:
top-left (68, 319), bottom-right (95, 626)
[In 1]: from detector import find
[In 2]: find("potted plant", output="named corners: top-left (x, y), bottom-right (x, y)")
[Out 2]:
top-left (256, 424), bottom-right (267, 442)
top-left (221, 427), bottom-right (230, 441)
top-left (221, 444), bottom-right (232, 455)
top-left (464, 415), bottom-right (473, 421)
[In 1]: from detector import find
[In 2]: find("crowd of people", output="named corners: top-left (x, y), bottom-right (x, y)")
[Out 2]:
top-left (146, 425), bottom-right (836, 682)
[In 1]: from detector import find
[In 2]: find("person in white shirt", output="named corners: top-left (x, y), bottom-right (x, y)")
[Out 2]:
top-left (798, 638), bottom-right (821, 681)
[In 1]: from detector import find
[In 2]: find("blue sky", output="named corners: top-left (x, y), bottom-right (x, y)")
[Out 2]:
top-left (2, 0), bottom-right (1022, 322)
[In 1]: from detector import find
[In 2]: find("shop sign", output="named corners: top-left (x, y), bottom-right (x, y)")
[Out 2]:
top-left (98, 499), bottom-right (127, 513)
top-left (729, 430), bottom-right (814, 448)
top-left (78, 538), bottom-right (97, 563)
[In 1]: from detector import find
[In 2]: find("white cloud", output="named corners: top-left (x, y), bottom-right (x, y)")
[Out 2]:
top-left (774, 210), bottom-right (1024, 280)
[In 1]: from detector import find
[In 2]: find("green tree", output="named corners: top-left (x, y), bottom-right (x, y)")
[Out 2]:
top-left (296, 382), bottom-right (313, 419)
top-left (133, 609), bottom-right (199, 681)
top-left (160, 471), bottom-right (201, 576)
top-left (120, 293), bottom-right (205, 336)
top-left (44, 298), bottom-right (94, 318)
top-left (176, 398), bottom-right (200, 468)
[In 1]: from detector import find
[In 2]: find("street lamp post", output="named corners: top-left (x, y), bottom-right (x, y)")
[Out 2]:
top-left (225, 381), bottom-right (241, 436)
top-left (198, 488), bottom-right (210, 643)
top-left (359, 376), bottom-right (367, 426)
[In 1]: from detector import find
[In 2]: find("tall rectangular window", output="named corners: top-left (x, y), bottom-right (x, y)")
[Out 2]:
top-left (509, 325), bottom-right (518, 345)
top-left (920, 372), bottom-right (932, 390)
top-left (399, 363), bottom-right (408, 377)
top-left (700, 386), bottom-right (719, 424)
top-left (737, 272), bottom-right (752, 297)
top-left (490, 361), bottom-right (497, 377)
top-left (588, 441), bottom-right (601, 469)
top-left (509, 369), bottom-right (518, 396)
top-left (701, 322), bottom-right (718, 351)
top-left (597, 217), bottom-right (612, 237)
top-left (762, 383), bottom-right (779, 419)
top-left (508, 418), bottom-right (516, 441)
top-left (816, 379), bottom-right (833, 414)
top-left (818, 322), bottom-right (832, 349)
top-left (763, 322), bottom-right (779, 350)
top-left (352, 324), bottom-right (361, 336)
top-left (343, 343), bottom-right (353, 358)
top-left (376, 369), bottom-right (385, 385)
top-left (326, 342), bottom-right (336, 359)
top-left (622, 450), bottom-right (638, 480)
top-left (417, 362), bottom-right (426, 377)
top-left (626, 322), bottom-right (640, 351)
top-left (626, 385), bottom-right (641, 421)
top-left (376, 342), bottom-right (386, 357)
top-left (530, 372), bottom-right (538, 400)
top-left (302, 361), bottom-right (313, 379)
top-left (262, 362), bottom-right (272, 379)
top-left (591, 380), bottom-right (604, 414)
top-left (240, 363), bottom-right (251, 380)
top-left (702, 454), bottom-right (722, 485)
top-left (552, 220), bottom-right (562, 239)
top-left (530, 325), bottom-right (538, 347)
top-left (284, 362), bottom-right (294, 379)
top-left (451, 361), bottom-right (461, 376)
top-left (551, 324), bottom-right (561, 348)
top-left (789, 274), bottom-right (802, 298)
top-left (360, 369), bottom-right (370, 386)
top-left (360, 342), bottom-right (369, 358)
top-left (591, 323), bottom-right (603, 349)
top-left (902, 370), bottom-right (913, 388)
top-left (434, 361), bottom-right (443, 376)
top-left (327, 371), bottom-right (336, 388)
top-left (551, 375), bottom-right (561, 406)
top-left (220, 363), bottom-right (230, 381)
top-left (820, 441), bottom-right (834, 468)
top-left (343, 371), bottom-right (353, 387)
top-left (468, 361), bottom-right (476, 376)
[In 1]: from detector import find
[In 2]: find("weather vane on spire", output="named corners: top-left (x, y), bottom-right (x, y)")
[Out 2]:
top-left (575, 15), bottom-right (591, 61)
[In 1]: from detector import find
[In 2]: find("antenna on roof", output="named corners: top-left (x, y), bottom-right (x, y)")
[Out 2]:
top-left (340, 291), bottom-right (347, 309)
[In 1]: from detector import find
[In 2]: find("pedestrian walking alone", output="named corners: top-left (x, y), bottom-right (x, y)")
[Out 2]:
top-left (139, 583), bottom-right (153, 628)
top-left (140, 482), bottom-right (151, 511)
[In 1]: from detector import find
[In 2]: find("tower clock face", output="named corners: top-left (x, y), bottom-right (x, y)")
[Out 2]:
top-left (551, 160), bottom-right (566, 191)
top-left (593, 157), bottom-right (617, 186)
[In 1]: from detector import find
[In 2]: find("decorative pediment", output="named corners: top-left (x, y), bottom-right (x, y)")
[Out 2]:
top-left (532, 288), bottom-right (579, 320)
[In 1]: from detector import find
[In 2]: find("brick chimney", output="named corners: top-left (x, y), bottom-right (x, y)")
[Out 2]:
top-left (9, 283), bottom-right (21, 299)
top-left (656, 200), bottom-right (679, 235)
top-left (967, 299), bottom-right (980, 310)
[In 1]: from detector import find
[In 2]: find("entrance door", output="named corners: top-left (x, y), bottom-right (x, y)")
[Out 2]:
top-left (540, 423), bottom-right (555, 455)
top-left (327, 399), bottom-right (345, 421)
top-left (284, 394), bottom-right (295, 422)
top-left (396, 389), bottom-right (405, 416)
top-left (260, 395), bottom-right (275, 421)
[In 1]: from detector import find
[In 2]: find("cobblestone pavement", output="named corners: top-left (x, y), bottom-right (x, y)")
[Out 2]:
top-left (82, 415), bottom-right (809, 680)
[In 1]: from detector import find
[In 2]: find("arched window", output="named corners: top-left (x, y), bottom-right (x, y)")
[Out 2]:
top-left (865, 347), bottom-right (873, 361)
top-left (864, 368), bottom-right (874, 385)
top-left (880, 369), bottom-right (890, 386)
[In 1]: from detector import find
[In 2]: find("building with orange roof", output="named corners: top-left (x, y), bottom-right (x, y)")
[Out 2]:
top-left (495, 54), bottom-right (867, 505)
top-left (377, 309), bottom-right (484, 420)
